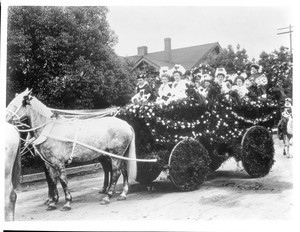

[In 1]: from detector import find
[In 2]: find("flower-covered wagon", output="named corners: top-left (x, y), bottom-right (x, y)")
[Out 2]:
top-left (118, 87), bottom-right (281, 191)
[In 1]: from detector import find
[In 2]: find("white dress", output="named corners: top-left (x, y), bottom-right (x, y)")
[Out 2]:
top-left (157, 83), bottom-right (172, 100)
top-left (232, 85), bottom-right (249, 98)
top-left (169, 80), bottom-right (187, 101)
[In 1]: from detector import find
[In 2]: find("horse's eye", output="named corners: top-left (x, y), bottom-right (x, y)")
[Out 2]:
top-left (22, 99), bottom-right (30, 106)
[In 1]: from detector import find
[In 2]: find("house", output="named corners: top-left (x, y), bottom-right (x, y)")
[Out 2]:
top-left (126, 38), bottom-right (222, 73)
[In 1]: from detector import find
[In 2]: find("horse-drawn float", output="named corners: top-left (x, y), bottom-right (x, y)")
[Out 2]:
top-left (118, 86), bottom-right (281, 191)
top-left (6, 85), bottom-right (282, 211)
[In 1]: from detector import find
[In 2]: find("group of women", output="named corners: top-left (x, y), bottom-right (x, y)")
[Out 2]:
top-left (131, 63), bottom-right (270, 105)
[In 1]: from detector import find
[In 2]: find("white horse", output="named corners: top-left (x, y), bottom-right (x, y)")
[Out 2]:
top-left (278, 112), bottom-right (293, 158)
top-left (5, 122), bottom-right (21, 221)
top-left (6, 89), bottom-right (137, 210)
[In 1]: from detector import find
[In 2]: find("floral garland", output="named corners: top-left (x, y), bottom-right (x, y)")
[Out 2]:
top-left (118, 89), bottom-right (280, 184)
top-left (119, 95), bottom-right (280, 147)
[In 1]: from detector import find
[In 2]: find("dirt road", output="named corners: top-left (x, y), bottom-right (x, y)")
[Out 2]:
top-left (12, 136), bottom-right (294, 226)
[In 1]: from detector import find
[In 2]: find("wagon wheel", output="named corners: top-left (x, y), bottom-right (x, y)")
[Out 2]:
top-left (241, 126), bottom-right (275, 178)
top-left (168, 138), bottom-right (210, 191)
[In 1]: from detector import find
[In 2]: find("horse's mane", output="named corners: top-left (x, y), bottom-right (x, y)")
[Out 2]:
top-left (31, 97), bottom-right (54, 118)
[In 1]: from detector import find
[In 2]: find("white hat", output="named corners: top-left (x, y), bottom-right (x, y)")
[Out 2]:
top-left (215, 67), bottom-right (227, 78)
top-left (159, 66), bottom-right (171, 77)
top-left (203, 74), bottom-right (212, 82)
top-left (170, 64), bottom-right (186, 75)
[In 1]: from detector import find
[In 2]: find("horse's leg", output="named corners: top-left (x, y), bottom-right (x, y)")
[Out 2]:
top-left (56, 165), bottom-right (72, 211)
top-left (287, 135), bottom-right (292, 158)
top-left (5, 182), bottom-right (17, 221)
top-left (43, 162), bottom-right (59, 207)
top-left (118, 161), bottom-right (129, 201)
top-left (289, 137), bottom-right (293, 158)
top-left (283, 135), bottom-right (287, 156)
top-left (100, 158), bottom-right (121, 205)
top-left (98, 156), bottom-right (112, 194)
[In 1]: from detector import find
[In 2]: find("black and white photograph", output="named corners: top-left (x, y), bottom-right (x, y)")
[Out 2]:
top-left (1, 0), bottom-right (298, 231)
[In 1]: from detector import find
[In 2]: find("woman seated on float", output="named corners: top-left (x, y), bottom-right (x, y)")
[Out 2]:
top-left (131, 74), bottom-right (151, 104)
top-left (156, 73), bottom-right (172, 103)
top-left (215, 67), bottom-right (230, 94)
top-left (246, 63), bottom-right (269, 99)
top-left (197, 74), bottom-right (212, 98)
top-left (168, 71), bottom-right (188, 101)
top-left (232, 75), bottom-right (249, 98)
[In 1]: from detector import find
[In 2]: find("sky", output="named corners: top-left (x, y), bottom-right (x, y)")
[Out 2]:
top-left (106, 6), bottom-right (293, 60)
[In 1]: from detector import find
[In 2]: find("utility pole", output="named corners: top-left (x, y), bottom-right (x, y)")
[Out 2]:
top-left (277, 25), bottom-right (293, 55)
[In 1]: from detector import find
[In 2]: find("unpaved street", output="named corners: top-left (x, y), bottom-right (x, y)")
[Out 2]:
top-left (13, 136), bottom-right (293, 222)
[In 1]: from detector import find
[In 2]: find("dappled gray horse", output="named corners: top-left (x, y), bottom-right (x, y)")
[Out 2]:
top-left (6, 89), bottom-right (137, 211)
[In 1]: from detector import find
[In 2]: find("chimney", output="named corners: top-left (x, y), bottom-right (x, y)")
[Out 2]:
top-left (164, 38), bottom-right (172, 62)
top-left (137, 46), bottom-right (148, 56)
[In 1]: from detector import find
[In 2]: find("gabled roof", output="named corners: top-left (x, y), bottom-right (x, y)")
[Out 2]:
top-left (127, 42), bottom-right (221, 71)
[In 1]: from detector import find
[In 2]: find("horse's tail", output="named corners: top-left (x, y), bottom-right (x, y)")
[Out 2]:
top-left (12, 141), bottom-right (21, 188)
top-left (127, 126), bottom-right (137, 180)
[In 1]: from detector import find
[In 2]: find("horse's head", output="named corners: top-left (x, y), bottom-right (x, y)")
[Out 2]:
top-left (6, 88), bottom-right (33, 124)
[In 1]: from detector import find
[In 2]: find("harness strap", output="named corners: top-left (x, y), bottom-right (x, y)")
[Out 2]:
top-left (32, 144), bottom-right (54, 167)
top-left (67, 128), bottom-right (79, 164)
top-left (43, 133), bottom-right (157, 163)
top-left (17, 120), bottom-right (54, 133)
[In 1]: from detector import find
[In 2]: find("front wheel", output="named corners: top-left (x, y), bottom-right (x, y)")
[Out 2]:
top-left (241, 126), bottom-right (274, 178)
top-left (168, 138), bottom-right (210, 191)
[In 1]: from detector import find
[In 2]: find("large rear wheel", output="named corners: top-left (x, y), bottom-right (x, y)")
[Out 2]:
top-left (241, 126), bottom-right (274, 178)
top-left (168, 138), bottom-right (210, 191)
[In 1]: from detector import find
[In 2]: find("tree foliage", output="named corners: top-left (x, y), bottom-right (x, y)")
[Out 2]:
top-left (7, 6), bottom-right (135, 109)
top-left (203, 44), bottom-right (249, 75)
top-left (258, 46), bottom-right (292, 98)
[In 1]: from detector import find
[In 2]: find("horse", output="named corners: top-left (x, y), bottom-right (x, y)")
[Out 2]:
top-left (6, 89), bottom-right (137, 211)
top-left (17, 115), bottom-right (114, 207)
top-left (5, 122), bottom-right (21, 221)
top-left (278, 112), bottom-right (293, 158)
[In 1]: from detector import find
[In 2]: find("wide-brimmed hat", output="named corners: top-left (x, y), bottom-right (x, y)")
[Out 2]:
top-left (137, 74), bottom-right (146, 79)
top-left (203, 74), bottom-right (212, 83)
top-left (159, 66), bottom-right (170, 77)
top-left (173, 70), bottom-right (183, 76)
top-left (285, 98), bottom-right (292, 104)
top-left (215, 67), bottom-right (227, 78)
top-left (160, 73), bottom-right (170, 79)
top-left (250, 63), bottom-right (260, 70)
top-left (234, 75), bottom-right (245, 83)
top-left (170, 64), bottom-right (186, 75)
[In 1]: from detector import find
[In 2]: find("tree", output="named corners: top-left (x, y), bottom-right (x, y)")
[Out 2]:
top-left (7, 6), bottom-right (135, 109)
top-left (203, 44), bottom-right (249, 75)
top-left (258, 46), bottom-right (292, 98)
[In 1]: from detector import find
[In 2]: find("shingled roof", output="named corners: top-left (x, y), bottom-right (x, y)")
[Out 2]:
top-left (127, 41), bottom-right (221, 71)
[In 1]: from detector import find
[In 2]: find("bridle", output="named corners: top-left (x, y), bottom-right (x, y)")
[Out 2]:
top-left (6, 103), bottom-right (30, 124)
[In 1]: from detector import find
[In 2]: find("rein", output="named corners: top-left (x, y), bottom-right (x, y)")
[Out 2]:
top-left (17, 120), bottom-right (54, 133)
top-left (43, 133), bottom-right (157, 163)
top-left (6, 105), bottom-right (30, 122)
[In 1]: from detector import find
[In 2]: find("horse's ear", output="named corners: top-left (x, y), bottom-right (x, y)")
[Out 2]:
top-left (28, 88), bottom-right (33, 95)
top-left (22, 95), bottom-right (32, 106)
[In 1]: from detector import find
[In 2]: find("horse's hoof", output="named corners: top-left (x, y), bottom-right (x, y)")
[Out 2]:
top-left (100, 199), bottom-right (110, 205)
top-left (117, 196), bottom-right (126, 201)
top-left (98, 189), bottom-right (107, 194)
top-left (46, 204), bottom-right (57, 211)
top-left (43, 199), bottom-right (51, 205)
top-left (61, 205), bottom-right (71, 211)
